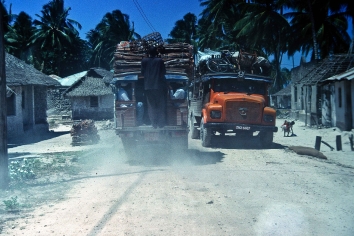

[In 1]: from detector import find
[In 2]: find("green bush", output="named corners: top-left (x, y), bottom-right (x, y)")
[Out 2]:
top-left (3, 196), bottom-right (20, 211)
top-left (9, 158), bottom-right (40, 181)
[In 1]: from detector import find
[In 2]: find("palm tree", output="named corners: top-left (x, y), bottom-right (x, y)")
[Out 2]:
top-left (233, 0), bottom-right (290, 91)
top-left (0, 0), bottom-right (11, 189)
top-left (285, 0), bottom-right (351, 60)
top-left (0, 0), bottom-right (11, 34)
top-left (167, 13), bottom-right (197, 44)
top-left (87, 10), bottom-right (140, 69)
top-left (60, 35), bottom-right (91, 76)
top-left (197, 0), bottom-right (245, 50)
top-left (31, 0), bottom-right (82, 75)
top-left (5, 11), bottom-right (35, 63)
top-left (328, 0), bottom-right (354, 54)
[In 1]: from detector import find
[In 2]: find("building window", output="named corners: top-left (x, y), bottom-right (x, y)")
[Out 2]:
top-left (338, 87), bottom-right (342, 108)
top-left (90, 96), bottom-right (98, 107)
top-left (7, 93), bottom-right (16, 116)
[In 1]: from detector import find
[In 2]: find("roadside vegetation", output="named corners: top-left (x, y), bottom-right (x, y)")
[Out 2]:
top-left (0, 150), bottom-right (97, 232)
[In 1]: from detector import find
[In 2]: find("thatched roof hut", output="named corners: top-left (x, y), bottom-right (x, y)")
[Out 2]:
top-left (63, 68), bottom-right (113, 97)
top-left (5, 53), bottom-right (60, 87)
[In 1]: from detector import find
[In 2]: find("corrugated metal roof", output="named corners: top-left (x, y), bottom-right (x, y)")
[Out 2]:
top-left (296, 54), bottom-right (354, 85)
top-left (324, 67), bottom-right (354, 82)
top-left (59, 71), bottom-right (87, 86)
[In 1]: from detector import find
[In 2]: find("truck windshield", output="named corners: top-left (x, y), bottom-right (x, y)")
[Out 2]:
top-left (213, 79), bottom-right (266, 95)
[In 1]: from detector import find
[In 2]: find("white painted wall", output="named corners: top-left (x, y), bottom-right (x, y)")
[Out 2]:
top-left (7, 86), bottom-right (24, 139)
top-left (71, 94), bottom-right (114, 120)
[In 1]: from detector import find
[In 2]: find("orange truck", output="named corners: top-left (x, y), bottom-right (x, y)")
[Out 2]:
top-left (189, 71), bottom-right (278, 147)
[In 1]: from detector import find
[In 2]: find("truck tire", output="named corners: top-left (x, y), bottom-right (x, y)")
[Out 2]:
top-left (259, 131), bottom-right (273, 148)
top-left (190, 113), bottom-right (199, 139)
top-left (200, 118), bottom-right (212, 147)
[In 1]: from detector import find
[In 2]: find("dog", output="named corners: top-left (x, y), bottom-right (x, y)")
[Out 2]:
top-left (281, 120), bottom-right (295, 137)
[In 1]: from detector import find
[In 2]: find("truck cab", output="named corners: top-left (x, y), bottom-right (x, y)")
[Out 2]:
top-left (189, 72), bottom-right (278, 147)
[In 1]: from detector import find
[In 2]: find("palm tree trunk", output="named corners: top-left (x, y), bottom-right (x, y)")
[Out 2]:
top-left (0, 8), bottom-right (9, 189)
top-left (307, 0), bottom-right (319, 60)
top-left (349, 17), bottom-right (353, 54)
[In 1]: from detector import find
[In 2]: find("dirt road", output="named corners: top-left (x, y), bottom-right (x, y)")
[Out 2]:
top-left (2, 119), bottom-right (354, 235)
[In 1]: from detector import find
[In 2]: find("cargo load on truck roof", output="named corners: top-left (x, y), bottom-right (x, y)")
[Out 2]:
top-left (113, 32), bottom-right (194, 79)
top-left (196, 49), bottom-right (271, 77)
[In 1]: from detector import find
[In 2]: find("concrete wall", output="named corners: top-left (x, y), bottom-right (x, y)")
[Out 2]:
top-left (276, 96), bottom-right (291, 109)
top-left (291, 84), bottom-right (303, 110)
top-left (22, 85), bottom-right (34, 131)
top-left (47, 87), bottom-right (71, 115)
top-left (7, 85), bottom-right (51, 141)
top-left (321, 84), bottom-right (335, 127)
top-left (7, 86), bottom-right (24, 139)
top-left (335, 80), bottom-right (353, 131)
top-left (352, 80), bottom-right (354, 129)
top-left (71, 94), bottom-right (114, 120)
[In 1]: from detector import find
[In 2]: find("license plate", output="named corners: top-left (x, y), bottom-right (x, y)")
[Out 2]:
top-left (144, 132), bottom-right (159, 141)
top-left (236, 125), bottom-right (251, 130)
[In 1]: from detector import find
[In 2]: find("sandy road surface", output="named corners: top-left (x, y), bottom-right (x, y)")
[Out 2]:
top-left (2, 119), bottom-right (354, 235)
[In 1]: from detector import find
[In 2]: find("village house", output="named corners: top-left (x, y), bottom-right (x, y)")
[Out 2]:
top-left (63, 68), bottom-right (114, 120)
top-left (319, 67), bottom-right (354, 131)
top-left (271, 84), bottom-right (291, 109)
top-left (290, 54), bottom-right (354, 130)
top-left (5, 53), bottom-right (60, 141)
top-left (47, 71), bottom-right (87, 118)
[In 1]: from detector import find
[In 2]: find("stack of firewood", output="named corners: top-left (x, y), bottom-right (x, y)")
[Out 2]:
top-left (160, 43), bottom-right (194, 78)
top-left (113, 33), bottom-right (194, 79)
top-left (70, 119), bottom-right (98, 137)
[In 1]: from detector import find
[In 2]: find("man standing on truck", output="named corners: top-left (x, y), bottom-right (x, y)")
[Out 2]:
top-left (141, 46), bottom-right (167, 128)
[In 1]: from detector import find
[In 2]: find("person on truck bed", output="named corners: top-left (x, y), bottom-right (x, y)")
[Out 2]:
top-left (116, 83), bottom-right (130, 105)
top-left (116, 83), bottom-right (144, 126)
top-left (141, 46), bottom-right (167, 128)
top-left (169, 83), bottom-right (186, 107)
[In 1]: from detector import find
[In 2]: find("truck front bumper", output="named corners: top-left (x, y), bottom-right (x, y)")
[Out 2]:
top-left (203, 123), bottom-right (278, 132)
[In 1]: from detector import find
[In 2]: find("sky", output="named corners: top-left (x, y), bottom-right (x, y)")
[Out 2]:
top-left (4, 0), bottom-right (353, 69)
top-left (5, 0), bottom-right (204, 40)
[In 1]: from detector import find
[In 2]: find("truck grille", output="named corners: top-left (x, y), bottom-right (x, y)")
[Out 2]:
top-left (225, 101), bottom-right (261, 123)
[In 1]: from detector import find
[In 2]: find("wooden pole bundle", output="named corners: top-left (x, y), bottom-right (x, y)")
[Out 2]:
top-left (113, 35), bottom-right (194, 79)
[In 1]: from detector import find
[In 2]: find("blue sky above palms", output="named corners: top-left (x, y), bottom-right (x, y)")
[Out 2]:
top-left (7, 0), bottom-right (203, 40)
top-left (6, 0), bottom-right (353, 69)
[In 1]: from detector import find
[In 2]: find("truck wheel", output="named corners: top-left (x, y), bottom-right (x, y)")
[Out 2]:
top-left (259, 131), bottom-right (273, 148)
top-left (200, 118), bottom-right (212, 147)
top-left (190, 114), bottom-right (199, 139)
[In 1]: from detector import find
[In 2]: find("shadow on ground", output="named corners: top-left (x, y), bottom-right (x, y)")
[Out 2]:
top-left (7, 131), bottom-right (70, 148)
top-left (209, 135), bottom-right (286, 150)
top-left (127, 148), bottom-right (225, 167)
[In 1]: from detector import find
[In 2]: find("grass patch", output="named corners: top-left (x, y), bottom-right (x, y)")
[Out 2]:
top-left (7, 151), bottom-right (89, 188)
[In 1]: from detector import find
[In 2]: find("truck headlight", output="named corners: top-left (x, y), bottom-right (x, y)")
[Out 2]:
top-left (210, 110), bottom-right (221, 119)
top-left (263, 115), bottom-right (274, 122)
